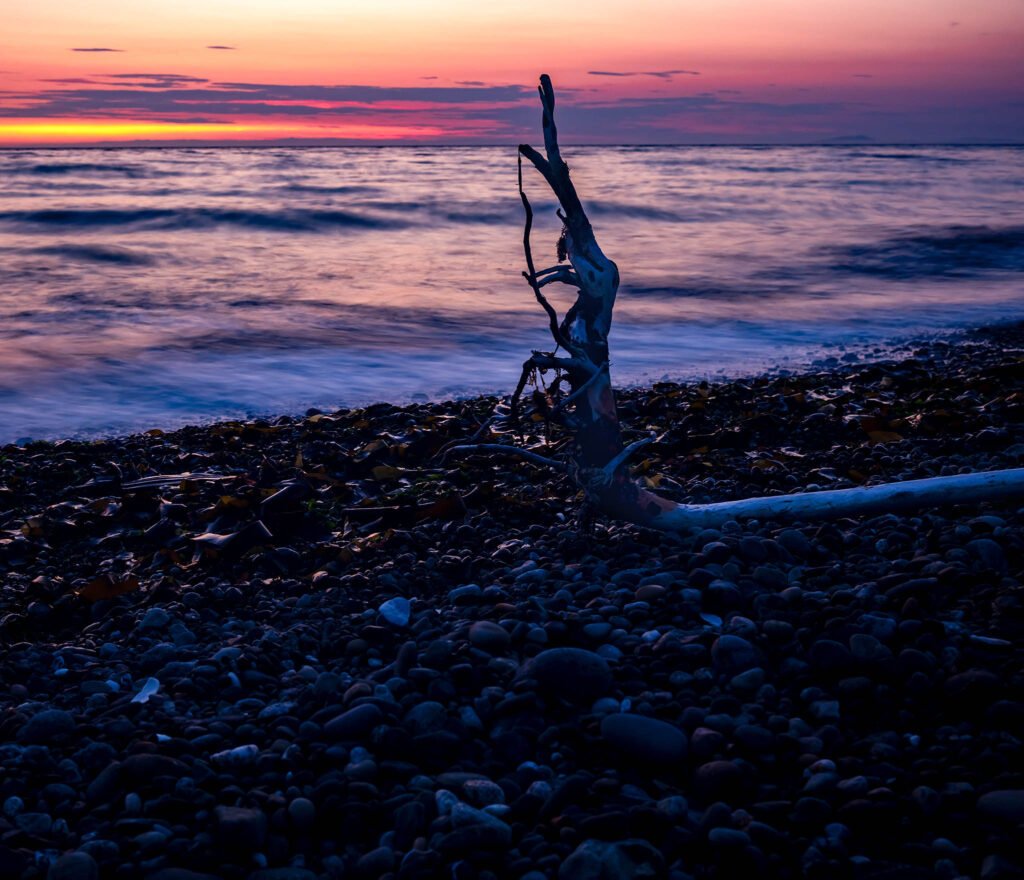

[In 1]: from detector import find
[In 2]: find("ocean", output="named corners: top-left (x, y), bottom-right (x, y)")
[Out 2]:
top-left (1, 144), bottom-right (1022, 442)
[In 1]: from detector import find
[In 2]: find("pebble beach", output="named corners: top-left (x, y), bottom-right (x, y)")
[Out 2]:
top-left (3, 322), bottom-right (1024, 880)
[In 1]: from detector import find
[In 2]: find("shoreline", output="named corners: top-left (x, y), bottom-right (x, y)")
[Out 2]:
top-left (0, 322), bottom-right (998, 449)
top-left (2, 321), bottom-right (1024, 878)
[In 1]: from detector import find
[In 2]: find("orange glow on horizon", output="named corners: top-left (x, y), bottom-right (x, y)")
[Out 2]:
top-left (0, 121), bottom-right (264, 140)
top-left (1, 0), bottom-right (1021, 144)
top-left (0, 119), bottom-right (453, 144)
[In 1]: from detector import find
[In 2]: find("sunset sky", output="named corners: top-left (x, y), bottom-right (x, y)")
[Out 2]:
top-left (1, 0), bottom-right (1022, 145)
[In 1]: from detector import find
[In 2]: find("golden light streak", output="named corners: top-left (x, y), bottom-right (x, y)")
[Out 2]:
top-left (0, 121), bottom-right (267, 140)
top-left (0, 118), bottom-right (457, 144)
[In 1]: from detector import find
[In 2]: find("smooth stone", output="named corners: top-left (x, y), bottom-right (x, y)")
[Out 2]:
top-left (600, 713), bottom-right (687, 764)
top-left (463, 779), bottom-right (505, 806)
top-left (287, 797), bottom-right (316, 830)
top-left (849, 634), bottom-right (891, 664)
top-left (148, 871), bottom-right (221, 880)
top-left (448, 584), bottom-right (483, 604)
top-left (468, 620), bottom-right (510, 653)
top-left (138, 608), bottom-right (171, 630)
top-left (521, 648), bottom-right (613, 703)
top-left (246, 871), bottom-right (318, 880)
top-left (18, 709), bottom-right (75, 744)
top-left (711, 636), bottom-right (760, 673)
top-left (324, 703), bottom-right (384, 740)
top-left (694, 760), bottom-right (745, 802)
top-left (214, 805), bottom-right (267, 849)
top-left (808, 639), bottom-right (853, 676)
top-left (968, 538), bottom-right (1007, 572)
top-left (978, 790), bottom-right (1024, 824)
top-left (403, 701), bottom-right (447, 735)
top-left (48, 851), bottom-right (99, 880)
top-left (559, 838), bottom-right (665, 880)
top-left (379, 597), bottom-right (411, 627)
top-left (583, 622), bottom-right (613, 641)
top-left (777, 529), bottom-right (812, 556)
top-left (16, 812), bottom-right (52, 834)
top-left (708, 828), bottom-right (751, 847)
top-left (356, 847), bottom-right (395, 876)
top-left (451, 803), bottom-right (512, 843)
top-left (122, 754), bottom-right (189, 780)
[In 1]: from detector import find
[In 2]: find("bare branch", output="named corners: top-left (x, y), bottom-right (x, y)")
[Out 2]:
top-left (603, 433), bottom-right (657, 477)
top-left (517, 143), bottom-right (558, 194)
top-left (551, 362), bottom-right (609, 418)
top-left (435, 413), bottom-right (501, 458)
top-left (534, 265), bottom-right (581, 288)
top-left (518, 151), bottom-right (575, 353)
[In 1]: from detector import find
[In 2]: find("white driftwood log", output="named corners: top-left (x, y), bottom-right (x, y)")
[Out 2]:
top-left (479, 74), bottom-right (1024, 532)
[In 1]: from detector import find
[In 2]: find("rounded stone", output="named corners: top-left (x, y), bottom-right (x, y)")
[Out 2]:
top-left (18, 709), bottom-right (75, 744)
top-left (48, 852), bottom-right (99, 880)
top-left (601, 713), bottom-right (687, 765)
top-left (978, 790), bottom-right (1024, 825)
top-left (287, 797), bottom-right (316, 830)
top-left (324, 703), bottom-right (384, 740)
top-left (694, 760), bottom-right (746, 803)
top-left (468, 620), bottom-right (510, 653)
top-left (711, 636), bottom-right (760, 673)
top-left (379, 597), bottom-right (411, 627)
top-left (403, 701), bottom-right (448, 735)
top-left (521, 648), bottom-right (613, 703)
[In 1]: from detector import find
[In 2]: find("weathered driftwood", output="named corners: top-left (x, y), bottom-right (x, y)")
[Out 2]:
top-left (464, 74), bottom-right (1024, 532)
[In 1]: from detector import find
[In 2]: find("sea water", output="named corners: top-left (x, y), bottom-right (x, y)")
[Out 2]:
top-left (1, 145), bottom-right (1022, 441)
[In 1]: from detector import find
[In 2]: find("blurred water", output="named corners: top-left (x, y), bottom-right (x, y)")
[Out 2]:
top-left (1, 145), bottom-right (1023, 441)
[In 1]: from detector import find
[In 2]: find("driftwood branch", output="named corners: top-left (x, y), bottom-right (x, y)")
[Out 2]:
top-left (501, 73), bottom-right (1024, 532)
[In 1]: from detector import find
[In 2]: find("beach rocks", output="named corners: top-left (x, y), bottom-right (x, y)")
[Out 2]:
top-left (468, 620), bottom-right (510, 652)
top-left (17, 709), bottom-right (75, 743)
top-left (214, 805), bottom-right (267, 849)
top-left (520, 648), bottom-right (613, 703)
top-left (47, 853), bottom-right (98, 880)
top-left (978, 791), bottom-right (1024, 825)
top-left (2, 327), bottom-right (1024, 879)
top-left (378, 597), bottom-right (411, 627)
top-left (711, 635), bottom-right (760, 673)
top-left (325, 703), bottom-right (383, 739)
top-left (559, 839), bottom-right (664, 880)
top-left (600, 713), bottom-right (687, 765)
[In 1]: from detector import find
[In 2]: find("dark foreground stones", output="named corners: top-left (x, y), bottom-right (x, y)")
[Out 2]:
top-left (2, 324), bottom-right (1024, 878)
top-left (520, 648), bottom-right (613, 703)
top-left (600, 713), bottom-right (687, 765)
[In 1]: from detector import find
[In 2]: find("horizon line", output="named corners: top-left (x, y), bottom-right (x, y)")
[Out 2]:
top-left (2, 140), bottom-right (1023, 150)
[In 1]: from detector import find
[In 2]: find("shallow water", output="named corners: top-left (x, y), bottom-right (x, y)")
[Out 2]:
top-left (1, 144), bottom-right (1023, 442)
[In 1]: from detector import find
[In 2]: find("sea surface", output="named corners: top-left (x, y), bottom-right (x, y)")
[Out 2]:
top-left (1, 145), bottom-right (1023, 442)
